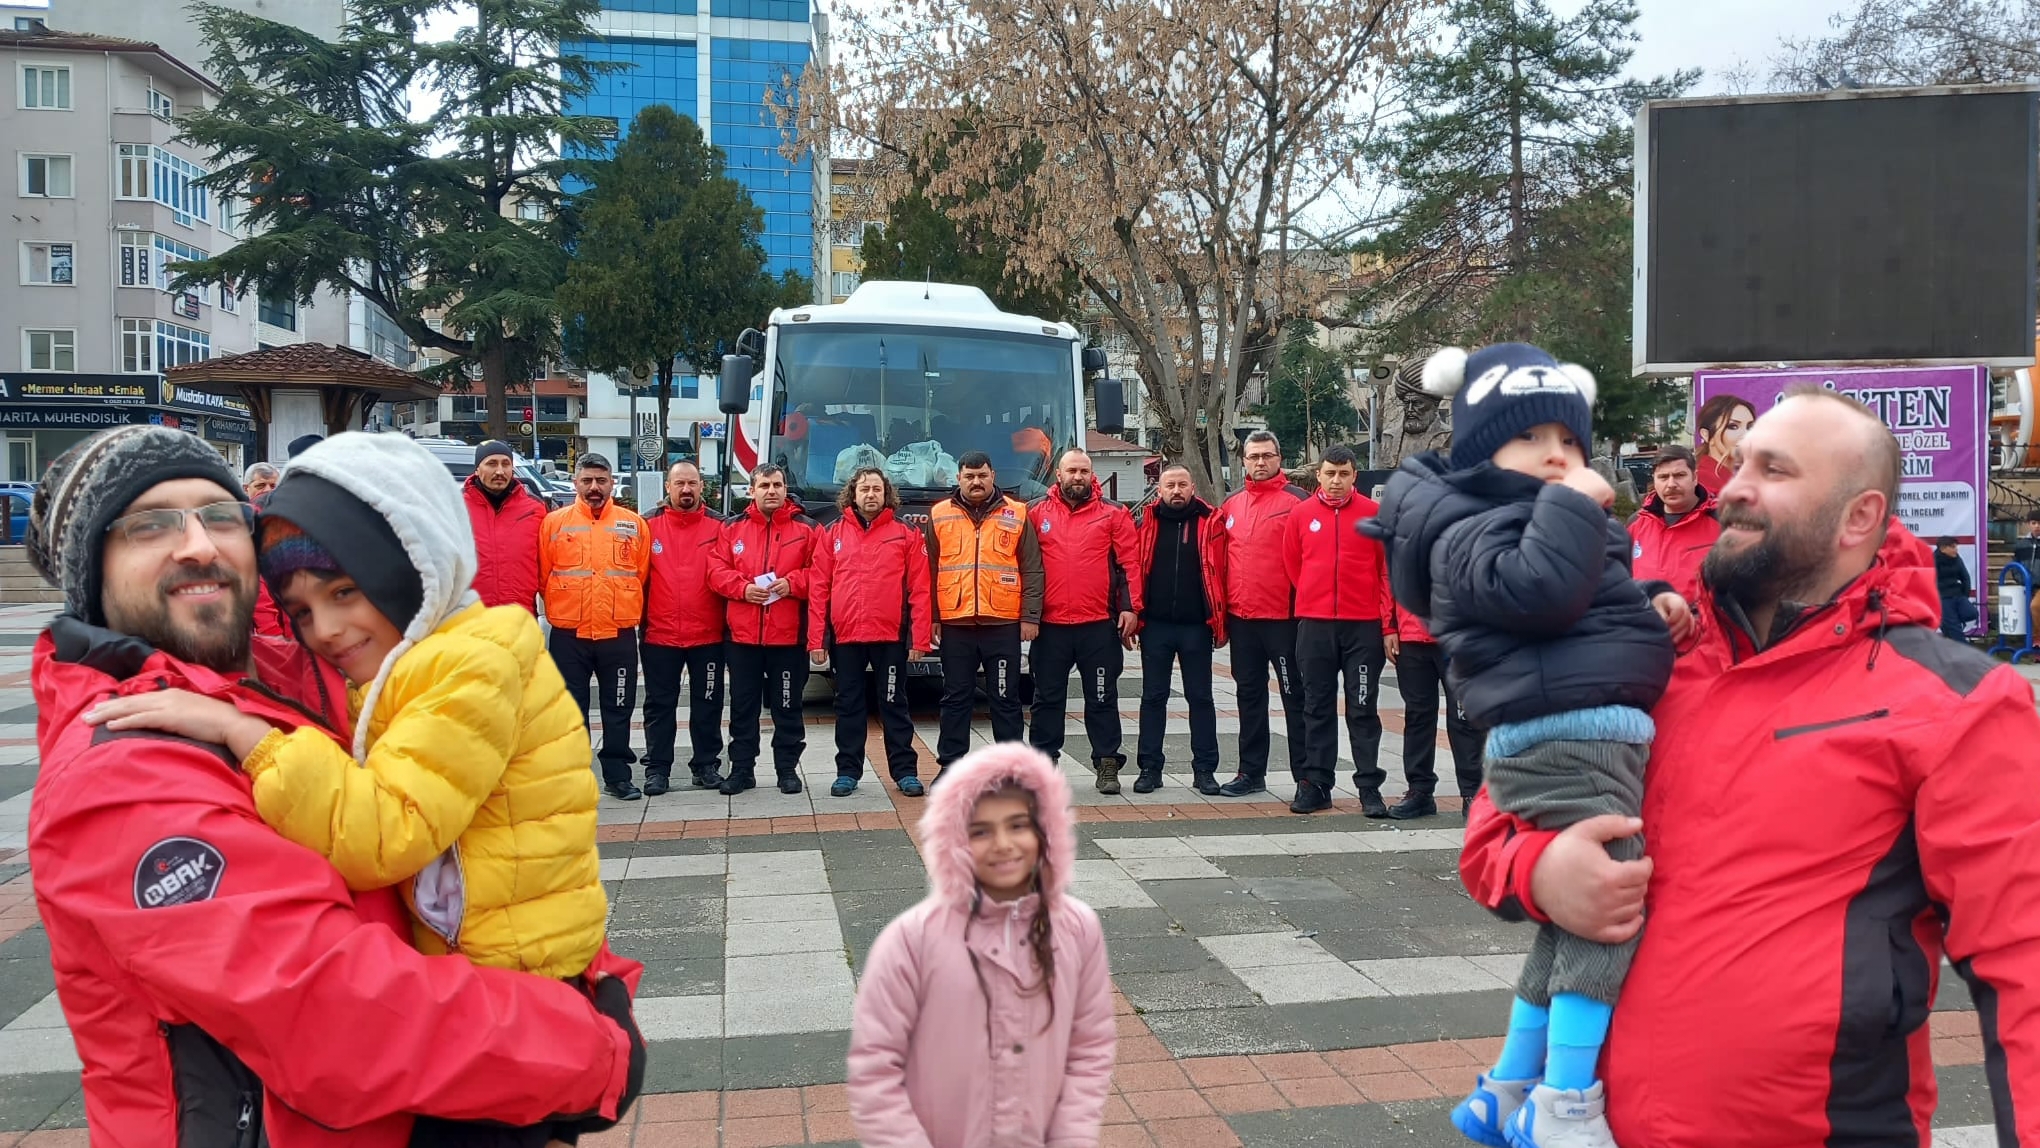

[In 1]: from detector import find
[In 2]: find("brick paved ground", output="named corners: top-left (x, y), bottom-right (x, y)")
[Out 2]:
top-left (0, 601), bottom-right (2020, 1146)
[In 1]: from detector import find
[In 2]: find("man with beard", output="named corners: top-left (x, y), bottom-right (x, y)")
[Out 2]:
top-left (23, 426), bottom-right (645, 1148)
top-left (464, 440), bottom-right (545, 613)
top-left (1029, 449), bottom-right (1140, 793)
top-left (1626, 443), bottom-right (1720, 604)
top-left (1215, 430), bottom-right (1309, 797)
top-left (1130, 464), bottom-right (1227, 794)
top-left (709, 465), bottom-right (819, 796)
top-left (641, 461), bottom-right (728, 795)
top-left (1459, 388), bottom-right (2040, 1146)
top-left (924, 451), bottom-right (1044, 785)
top-left (542, 454), bottom-right (653, 800)
top-left (808, 468), bottom-right (934, 798)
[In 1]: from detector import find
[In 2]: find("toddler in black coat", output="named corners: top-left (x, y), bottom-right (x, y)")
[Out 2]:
top-left (1364, 342), bottom-right (1680, 1148)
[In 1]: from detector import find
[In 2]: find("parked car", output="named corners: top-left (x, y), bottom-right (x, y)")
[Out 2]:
top-left (0, 483), bottom-right (32, 545)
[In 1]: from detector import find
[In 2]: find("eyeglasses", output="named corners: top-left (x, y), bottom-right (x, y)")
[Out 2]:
top-left (106, 501), bottom-right (253, 547)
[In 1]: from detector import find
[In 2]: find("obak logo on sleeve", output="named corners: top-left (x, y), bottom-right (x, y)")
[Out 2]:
top-left (132, 837), bottom-right (226, 909)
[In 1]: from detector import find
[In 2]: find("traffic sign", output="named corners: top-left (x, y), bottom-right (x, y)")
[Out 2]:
top-left (519, 421), bottom-right (535, 436)
top-left (636, 436), bottom-right (661, 463)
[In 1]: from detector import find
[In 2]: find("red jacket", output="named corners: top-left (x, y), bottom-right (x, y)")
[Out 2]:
top-left (463, 476), bottom-right (545, 613)
top-left (1396, 609), bottom-right (1437, 647)
top-left (808, 508), bottom-right (935, 652)
top-left (1219, 475), bottom-right (1307, 620)
top-left (1282, 490), bottom-right (1395, 625)
top-left (644, 503), bottom-right (728, 649)
top-left (252, 581), bottom-right (289, 639)
top-left (709, 502), bottom-right (819, 647)
top-left (1627, 488), bottom-right (1721, 604)
top-left (28, 618), bottom-right (637, 1148)
top-left (1460, 525), bottom-right (2040, 1147)
top-left (1132, 499), bottom-right (1229, 646)
top-left (1030, 480), bottom-right (1140, 625)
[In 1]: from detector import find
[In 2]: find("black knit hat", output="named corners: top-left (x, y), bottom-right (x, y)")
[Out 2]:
top-left (286, 433), bottom-right (325, 459)
top-left (27, 426), bottom-right (245, 625)
top-left (1421, 342), bottom-right (1599, 471)
top-left (474, 440), bottom-right (514, 466)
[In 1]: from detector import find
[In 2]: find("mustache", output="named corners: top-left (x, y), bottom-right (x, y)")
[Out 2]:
top-left (161, 565), bottom-right (240, 595)
top-left (1717, 505), bottom-right (1768, 531)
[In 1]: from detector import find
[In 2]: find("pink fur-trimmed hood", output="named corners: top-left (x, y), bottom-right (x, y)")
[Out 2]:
top-left (918, 743), bottom-right (1076, 908)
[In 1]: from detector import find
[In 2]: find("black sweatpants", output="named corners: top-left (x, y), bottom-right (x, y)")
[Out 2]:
top-left (1029, 619), bottom-right (1124, 762)
top-left (641, 641), bottom-right (723, 778)
top-left (726, 643), bottom-right (808, 772)
top-left (1295, 618), bottom-right (1385, 794)
top-left (1393, 640), bottom-right (1484, 800)
top-left (936, 622), bottom-right (1024, 765)
top-left (831, 642), bottom-right (918, 781)
top-left (1228, 616), bottom-right (1307, 784)
top-left (1138, 620), bottom-right (1217, 775)
top-left (549, 628), bottom-right (639, 785)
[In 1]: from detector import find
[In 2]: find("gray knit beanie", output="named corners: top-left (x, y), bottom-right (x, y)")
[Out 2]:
top-left (27, 426), bottom-right (245, 625)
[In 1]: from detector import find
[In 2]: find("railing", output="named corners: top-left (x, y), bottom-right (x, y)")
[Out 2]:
top-left (1990, 476), bottom-right (2039, 521)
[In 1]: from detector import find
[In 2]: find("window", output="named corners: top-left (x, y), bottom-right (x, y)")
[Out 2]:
top-left (23, 328), bottom-right (76, 371)
top-left (147, 87), bottom-right (173, 121)
top-left (537, 397), bottom-right (571, 420)
top-left (21, 65), bottom-right (70, 110)
top-left (150, 149), bottom-right (209, 226)
top-left (831, 270), bottom-right (860, 297)
top-left (21, 241), bottom-right (73, 285)
top-left (152, 236), bottom-right (205, 292)
top-left (259, 294), bottom-right (297, 331)
top-left (829, 219), bottom-right (867, 248)
top-left (20, 154), bottom-right (72, 198)
top-left (680, 374), bottom-right (699, 399)
top-left (217, 193), bottom-right (241, 238)
top-left (155, 321), bottom-right (210, 369)
top-left (116, 145), bottom-right (151, 200)
top-left (449, 396), bottom-right (489, 419)
top-left (120, 319), bottom-right (154, 373)
top-left (119, 231), bottom-right (152, 287)
top-left (218, 283), bottom-right (238, 313)
top-left (516, 199), bottom-right (547, 221)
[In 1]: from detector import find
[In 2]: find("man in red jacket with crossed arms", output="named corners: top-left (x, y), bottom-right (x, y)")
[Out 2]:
top-left (23, 426), bottom-right (642, 1148)
top-left (808, 467), bottom-right (934, 798)
top-left (1461, 389), bottom-right (2040, 1146)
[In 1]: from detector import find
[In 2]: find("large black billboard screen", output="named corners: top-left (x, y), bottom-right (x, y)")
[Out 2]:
top-left (1640, 89), bottom-right (2038, 370)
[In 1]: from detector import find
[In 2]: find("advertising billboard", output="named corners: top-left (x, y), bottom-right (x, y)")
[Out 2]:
top-left (1694, 365), bottom-right (1990, 634)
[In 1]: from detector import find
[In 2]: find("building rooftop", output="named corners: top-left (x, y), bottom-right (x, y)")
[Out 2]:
top-left (0, 25), bottom-right (216, 92)
top-left (167, 342), bottom-right (440, 401)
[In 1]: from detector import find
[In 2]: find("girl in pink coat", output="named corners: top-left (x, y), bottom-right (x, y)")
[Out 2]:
top-left (848, 743), bottom-right (1118, 1148)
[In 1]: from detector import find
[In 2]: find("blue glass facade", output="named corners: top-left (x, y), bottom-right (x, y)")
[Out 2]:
top-left (565, 17), bottom-right (816, 282)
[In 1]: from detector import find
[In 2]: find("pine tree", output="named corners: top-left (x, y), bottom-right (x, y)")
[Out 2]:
top-left (1261, 323), bottom-right (1361, 466)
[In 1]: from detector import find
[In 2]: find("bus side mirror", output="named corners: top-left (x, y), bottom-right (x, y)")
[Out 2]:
top-left (1093, 377), bottom-right (1126, 438)
top-left (719, 355), bottom-right (753, 415)
top-left (736, 328), bottom-right (767, 367)
top-left (1081, 347), bottom-right (1109, 374)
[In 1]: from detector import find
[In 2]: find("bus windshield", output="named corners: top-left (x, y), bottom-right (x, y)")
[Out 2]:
top-left (767, 322), bottom-right (1080, 505)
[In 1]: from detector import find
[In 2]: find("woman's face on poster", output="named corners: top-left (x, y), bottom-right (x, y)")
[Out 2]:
top-left (1705, 403), bottom-right (1755, 459)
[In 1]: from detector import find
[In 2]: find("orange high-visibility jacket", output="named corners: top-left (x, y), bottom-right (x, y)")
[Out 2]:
top-left (924, 493), bottom-right (1043, 624)
top-left (540, 500), bottom-right (652, 639)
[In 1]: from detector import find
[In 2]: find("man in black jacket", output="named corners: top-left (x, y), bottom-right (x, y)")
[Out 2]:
top-left (1132, 464), bottom-right (1229, 795)
top-left (1933, 535), bottom-right (1976, 640)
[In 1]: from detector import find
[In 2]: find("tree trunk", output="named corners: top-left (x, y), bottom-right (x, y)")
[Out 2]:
top-left (1507, 7), bottom-right (1528, 274)
top-left (481, 340), bottom-right (510, 442)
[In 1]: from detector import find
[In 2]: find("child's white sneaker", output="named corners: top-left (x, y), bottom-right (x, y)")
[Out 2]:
top-left (1504, 1081), bottom-right (1619, 1148)
top-left (1450, 1074), bottom-right (1537, 1146)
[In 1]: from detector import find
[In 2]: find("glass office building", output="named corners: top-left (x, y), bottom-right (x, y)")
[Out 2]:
top-left (565, 0), bottom-right (828, 285)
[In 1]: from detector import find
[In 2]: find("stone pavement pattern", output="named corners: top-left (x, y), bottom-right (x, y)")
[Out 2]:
top-left (0, 601), bottom-right (2017, 1147)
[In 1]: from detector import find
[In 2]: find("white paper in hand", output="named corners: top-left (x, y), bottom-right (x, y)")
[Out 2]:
top-left (755, 571), bottom-right (784, 606)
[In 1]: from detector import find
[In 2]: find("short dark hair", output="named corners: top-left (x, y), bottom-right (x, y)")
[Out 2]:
top-left (576, 453), bottom-right (612, 473)
top-left (1319, 445), bottom-right (1358, 470)
top-left (751, 463), bottom-right (787, 483)
top-left (1652, 444), bottom-right (1697, 473)
top-left (2027, 509), bottom-right (2040, 525)
top-left (1158, 462), bottom-right (1193, 481)
top-left (957, 451), bottom-right (995, 472)
top-left (838, 467), bottom-right (900, 512)
top-left (1937, 535), bottom-right (1960, 548)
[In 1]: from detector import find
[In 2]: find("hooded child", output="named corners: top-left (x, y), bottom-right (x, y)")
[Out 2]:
top-left (1363, 343), bottom-right (1681, 1148)
top-left (846, 743), bottom-right (1116, 1148)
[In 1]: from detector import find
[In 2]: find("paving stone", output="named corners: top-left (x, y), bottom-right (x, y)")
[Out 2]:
top-left (1353, 956), bottom-right (1517, 997)
top-left (1199, 932), bottom-right (1340, 969)
top-left (0, 959), bottom-right (55, 1030)
top-left (1116, 969), bottom-right (1262, 1013)
top-left (726, 893), bottom-right (841, 925)
top-left (1142, 1006), bottom-right (1312, 1059)
top-left (1092, 907), bottom-right (1184, 938)
top-left (721, 1031), bottom-right (852, 1090)
top-left (1270, 990), bottom-right (1515, 1051)
top-left (640, 1037), bottom-right (726, 1094)
top-left (1119, 856), bottom-right (1230, 881)
top-left (1109, 935), bottom-right (1219, 975)
top-left (1241, 877), bottom-right (1353, 904)
top-left (1234, 961), bottom-right (1388, 1006)
top-left (636, 995), bottom-right (724, 1042)
top-left (726, 919), bottom-right (846, 958)
top-left (0, 1073), bottom-right (75, 1133)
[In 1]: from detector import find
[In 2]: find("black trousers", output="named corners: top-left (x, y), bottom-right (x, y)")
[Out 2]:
top-left (1393, 640), bottom-right (1484, 799)
top-left (1029, 619), bottom-right (1124, 761)
top-left (1228, 616), bottom-right (1307, 783)
top-left (1138, 620), bottom-right (1218, 775)
top-left (641, 641), bottom-right (723, 777)
top-left (725, 644), bottom-right (809, 772)
top-left (936, 622), bottom-right (1024, 765)
top-left (831, 642), bottom-right (918, 781)
top-left (1295, 619), bottom-right (1385, 793)
top-left (549, 628), bottom-right (638, 785)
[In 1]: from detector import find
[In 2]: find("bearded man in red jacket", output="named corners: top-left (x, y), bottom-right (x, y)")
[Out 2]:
top-left (1460, 389), bottom-right (2040, 1147)
top-left (641, 460), bottom-right (727, 795)
top-left (462, 439), bottom-right (544, 612)
top-left (23, 426), bottom-right (644, 1148)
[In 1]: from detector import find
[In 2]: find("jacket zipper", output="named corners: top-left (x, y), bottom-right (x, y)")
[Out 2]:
top-left (235, 1092), bottom-right (256, 1148)
top-left (1773, 709), bottom-right (1891, 740)
top-left (759, 516), bottom-right (776, 645)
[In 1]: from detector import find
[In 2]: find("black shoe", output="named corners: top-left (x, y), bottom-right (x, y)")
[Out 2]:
top-left (1131, 768), bottom-right (1163, 794)
top-left (928, 766), bottom-right (951, 789)
top-left (777, 769), bottom-right (804, 795)
top-left (1359, 790), bottom-right (1390, 818)
top-left (1289, 782), bottom-right (1331, 815)
top-left (1193, 772), bottom-right (1221, 796)
top-left (641, 773), bottom-right (670, 797)
top-left (1389, 793), bottom-right (1437, 820)
top-left (718, 767), bottom-right (756, 796)
top-left (605, 780), bottom-right (642, 802)
top-left (1459, 791), bottom-right (1481, 811)
top-left (1218, 774), bottom-right (1266, 797)
top-left (691, 764), bottom-right (725, 789)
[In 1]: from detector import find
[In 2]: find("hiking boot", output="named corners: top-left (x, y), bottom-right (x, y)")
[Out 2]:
top-left (718, 766), bottom-right (756, 796)
top-left (1359, 790), bottom-right (1390, 818)
top-left (1504, 1082), bottom-right (1616, 1148)
top-left (1192, 770), bottom-right (1221, 796)
top-left (641, 772), bottom-right (670, 797)
top-left (604, 780), bottom-right (642, 801)
top-left (1390, 793), bottom-right (1437, 820)
top-left (829, 776), bottom-right (858, 797)
top-left (1093, 754), bottom-right (1125, 795)
top-left (897, 776), bottom-right (926, 797)
top-left (1131, 765), bottom-right (1163, 794)
top-left (777, 767), bottom-right (804, 795)
top-left (691, 764), bottom-right (725, 789)
top-left (1450, 1073), bottom-right (1537, 1148)
top-left (1289, 782), bottom-right (1331, 815)
top-left (1218, 774), bottom-right (1266, 797)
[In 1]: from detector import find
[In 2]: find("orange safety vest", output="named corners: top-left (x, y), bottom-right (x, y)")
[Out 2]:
top-left (540, 500), bottom-right (651, 639)
top-left (929, 495), bottom-right (1027, 622)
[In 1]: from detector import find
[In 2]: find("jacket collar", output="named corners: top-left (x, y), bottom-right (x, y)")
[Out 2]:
top-left (1640, 486), bottom-right (1716, 524)
top-left (1703, 521), bottom-right (1939, 661)
top-left (1245, 473), bottom-right (1292, 496)
top-left (655, 500), bottom-right (711, 524)
top-left (744, 501), bottom-right (799, 527)
top-left (845, 507), bottom-right (896, 531)
top-left (1048, 477), bottom-right (1104, 512)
